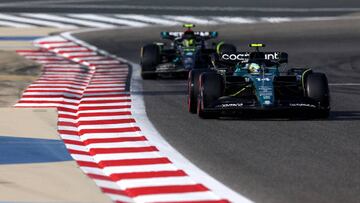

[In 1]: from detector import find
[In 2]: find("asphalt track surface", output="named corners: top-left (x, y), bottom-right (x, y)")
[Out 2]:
top-left (1, 0), bottom-right (360, 17)
top-left (76, 18), bottom-right (360, 203)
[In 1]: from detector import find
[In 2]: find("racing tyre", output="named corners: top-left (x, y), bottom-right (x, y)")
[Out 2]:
top-left (197, 72), bottom-right (223, 119)
top-left (218, 43), bottom-right (236, 54)
top-left (305, 73), bottom-right (330, 118)
top-left (141, 44), bottom-right (160, 79)
top-left (188, 69), bottom-right (207, 113)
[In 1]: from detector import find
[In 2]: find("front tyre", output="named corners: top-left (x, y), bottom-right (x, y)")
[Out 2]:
top-left (188, 69), bottom-right (208, 113)
top-left (141, 44), bottom-right (160, 79)
top-left (197, 72), bottom-right (223, 119)
top-left (305, 73), bottom-right (330, 118)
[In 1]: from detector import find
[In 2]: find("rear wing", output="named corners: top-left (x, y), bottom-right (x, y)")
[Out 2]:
top-left (220, 51), bottom-right (288, 64)
top-left (160, 31), bottom-right (218, 40)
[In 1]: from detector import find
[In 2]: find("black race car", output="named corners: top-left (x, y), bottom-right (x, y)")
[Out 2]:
top-left (140, 24), bottom-right (229, 79)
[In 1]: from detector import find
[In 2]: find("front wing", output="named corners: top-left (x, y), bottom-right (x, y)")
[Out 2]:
top-left (202, 96), bottom-right (324, 114)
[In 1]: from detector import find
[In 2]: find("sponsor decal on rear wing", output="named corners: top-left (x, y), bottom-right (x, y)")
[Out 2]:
top-left (220, 51), bottom-right (288, 63)
top-left (161, 31), bottom-right (218, 39)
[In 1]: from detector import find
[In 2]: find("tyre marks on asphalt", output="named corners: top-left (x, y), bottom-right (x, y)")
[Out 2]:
top-left (14, 36), bottom-right (233, 203)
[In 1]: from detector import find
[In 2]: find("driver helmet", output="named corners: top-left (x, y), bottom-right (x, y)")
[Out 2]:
top-left (182, 30), bottom-right (195, 47)
top-left (248, 63), bottom-right (261, 73)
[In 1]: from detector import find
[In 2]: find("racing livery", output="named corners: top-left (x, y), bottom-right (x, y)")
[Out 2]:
top-left (188, 44), bottom-right (330, 119)
top-left (140, 24), bottom-right (219, 79)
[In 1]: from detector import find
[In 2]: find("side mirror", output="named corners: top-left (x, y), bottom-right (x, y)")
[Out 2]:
top-left (160, 32), bottom-right (170, 39)
top-left (210, 31), bottom-right (218, 38)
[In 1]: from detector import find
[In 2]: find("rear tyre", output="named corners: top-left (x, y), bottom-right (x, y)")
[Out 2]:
top-left (141, 44), bottom-right (160, 79)
top-left (197, 72), bottom-right (223, 119)
top-left (305, 73), bottom-right (330, 118)
top-left (188, 69), bottom-right (207, 113)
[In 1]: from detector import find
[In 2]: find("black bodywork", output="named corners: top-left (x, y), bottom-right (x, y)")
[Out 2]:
top-left (140, 26), bottom-right (218, 79)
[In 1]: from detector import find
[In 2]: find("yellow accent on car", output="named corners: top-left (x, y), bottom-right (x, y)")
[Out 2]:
top-left (211, 59), bottom-right (216, 67)
top-left (216, 41), bottom-right (225, 54)
top-left (302, 68), bottom-right (312, 89)
top-left (250, 43), bottom-right (265, 47)
top-left (230, 84), bottom-right (251, 97)
top-left (183, 24), bottom-right (195, 28)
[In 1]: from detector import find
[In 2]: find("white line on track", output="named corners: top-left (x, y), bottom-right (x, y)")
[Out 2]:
top-left (68, 14), bottom-right (149, 27)
top-left (0, 19), bottom-right (35, 27)
top-left (22, 92), bottom-right (81, 97)
top-left (76, 109), bottom-right (131, 114)
top-left (79, 96), bottom-right (131, 101)
top-left (62, 123), bottom-right (135, 131)
top-left (36, 60), bottom-right (73, 64)
top-left (66, 115), bottom-right (133, 121)
top-left (118, 176), bottom-right (196, 189)
top-left (55, 104), bottom-right (79, 109)
top-left (72, 56), bottom-right (108, 61)
top-left (133, 191), bottom-right (223, 203)
top-left (19, 97), bottom-right (79, 103)
top-left (80, 132), bottom-right (143, 140)
top-left (42, 42), bottom-right (78, 48)
top-left (3, 13), bottom-right (76, 28)
top-left (83, 141), bottom-right (150, 149)
top-left (63, 52), bottom-right (98, 57)
top-left (82, 93), bottom-right (127, 97)
top-left (59, 134), bottom-right (81, 141)
top-left (52, 47), bottom-right (90, 52)
top-left (260, 17), bottom-right (292, 23)
top-left (214, 16), bottom-right (257, 24)
top-left (65, 144), bottom-right (88, 151)
top-left (22, 13), bottom-right (116, 28)
top-left (91, 179), bottom-right (120, 190)
top-left (71, 154), bottom-right (94, 162)
top-left (115, 14), bottom-right (179, 26)
top-left (27, 85), bottom-right (84, 90)
top-left (42, 64), bottom-right (83, 68)
top-left (164, 15), bottom-right (217, 25)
